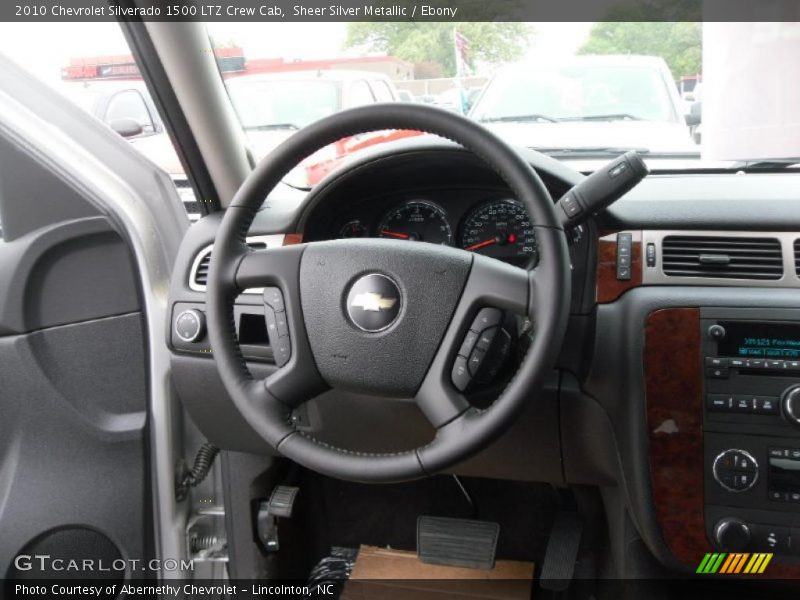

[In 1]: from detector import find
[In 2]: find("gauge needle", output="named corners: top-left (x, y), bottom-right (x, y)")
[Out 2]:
top-left (381, 230), bottom-right (411, 240)
top-left (465, 238), bottom-right (497, 251)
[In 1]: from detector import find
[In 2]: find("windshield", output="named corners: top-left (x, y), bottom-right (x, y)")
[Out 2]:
top-left (228, 79), bottom-right (340, 130)
top-left (470, 63), bottom-right (679, 124)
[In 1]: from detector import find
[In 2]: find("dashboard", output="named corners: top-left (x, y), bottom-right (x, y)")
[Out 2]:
top-left (309, 188), bottom-right (538, 267)
top-left (167, 138), bottom-right (800, 578)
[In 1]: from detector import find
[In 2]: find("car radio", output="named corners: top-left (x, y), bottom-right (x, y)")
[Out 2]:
top-left (701, 310), bottom-right (800, 554)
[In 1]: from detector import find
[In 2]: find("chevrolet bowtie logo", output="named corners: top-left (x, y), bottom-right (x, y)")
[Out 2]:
top-left (350, 292), bottom-right (398, 312)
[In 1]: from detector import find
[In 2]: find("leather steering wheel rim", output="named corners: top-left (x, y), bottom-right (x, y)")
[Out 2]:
top-left (206, 103), bottom-right (571, 483)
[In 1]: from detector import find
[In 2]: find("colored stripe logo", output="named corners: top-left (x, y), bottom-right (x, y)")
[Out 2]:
top-left (696, 553), bottom-right (772, 574)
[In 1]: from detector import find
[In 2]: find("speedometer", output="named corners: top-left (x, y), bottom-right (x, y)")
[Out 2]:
top-left (460, 199), bottom-right (537, 265)
top-left (377, 200), bottom-right (453, 246)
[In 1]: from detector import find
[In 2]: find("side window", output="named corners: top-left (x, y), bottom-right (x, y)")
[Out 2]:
top-left (348, 80), bottom-right (376, 108)
top-left (371, 80), bottom-right (395, 103)
top-left (104, 90), bottom-right (155, 133)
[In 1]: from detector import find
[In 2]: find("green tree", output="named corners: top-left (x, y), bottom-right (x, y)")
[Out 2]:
top-left (345, 23), bottom-right (532, 77)
top-left (579, 22), bottom-right (702, 78)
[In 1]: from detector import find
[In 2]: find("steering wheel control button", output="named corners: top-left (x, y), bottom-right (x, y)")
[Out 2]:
top-left (476, 327), bottom-right (498, 352)
top-left (468, 348), bottom-right (487, 377)
top-left (264, 287), bottom-right (285, 312)
top-left (175, 309), bottom-right (206, 343)
top-left (451, 357), bottom-right (471, 392)
top-left (458, 330), bottom-right (479, 358)
top-left (272, 336), bottom-right (291, 367)
top-left (345, 273), bottom-right (402, 333)
top-left (713, 449), bottom-right (758, 492)
top-left (472, 307), bottom-right (502, 330)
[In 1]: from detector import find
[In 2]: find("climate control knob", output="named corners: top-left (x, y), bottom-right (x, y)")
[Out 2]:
top-left (712, 449), bottom-right (758, 492)
top-left (713, 518), bottom-right (751, 552)
top-left (175, 309), bottom-right (206, 343)
top-left (782, 385), bottom-right (800, 426)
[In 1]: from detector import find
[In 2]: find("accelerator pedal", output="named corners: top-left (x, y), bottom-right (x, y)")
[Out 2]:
top-left (417, 515), bottom-right (500, 570)
top-left (539, 512), bottom-right (583, 591)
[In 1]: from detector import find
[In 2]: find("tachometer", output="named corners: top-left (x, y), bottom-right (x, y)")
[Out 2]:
top-left (460, 199), bottom-right (537, 265)
top-left (377, 200), bottom-right (453, 246)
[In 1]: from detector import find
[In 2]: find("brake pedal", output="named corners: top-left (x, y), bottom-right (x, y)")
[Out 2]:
top-left (417, 515), bottom-right (499, 570)
top-left (539, 512), bottom-right (583, 591)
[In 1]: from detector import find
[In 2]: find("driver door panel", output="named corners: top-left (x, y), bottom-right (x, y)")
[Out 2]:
top-left (0, 136), bottom-right (152, 579)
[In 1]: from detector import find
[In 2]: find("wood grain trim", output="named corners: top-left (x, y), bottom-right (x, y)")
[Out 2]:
top-left (282, 233), bottom-right (304, 246)
top-left (596, 231), bottom-right (642, 303)
top-left (645, 308), bottom-right (706, 567)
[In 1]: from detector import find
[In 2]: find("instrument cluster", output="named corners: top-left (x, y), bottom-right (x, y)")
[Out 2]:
top-left (331, 193), bottom-right (538, 266)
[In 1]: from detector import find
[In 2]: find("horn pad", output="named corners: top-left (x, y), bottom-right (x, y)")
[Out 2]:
top-left (299, 239), bottom-right (471, 396)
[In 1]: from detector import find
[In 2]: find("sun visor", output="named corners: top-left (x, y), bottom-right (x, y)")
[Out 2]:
top-left (702, 21), bottom-right (800, 162)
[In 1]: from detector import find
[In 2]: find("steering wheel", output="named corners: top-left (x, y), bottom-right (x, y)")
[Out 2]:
top-left (206, 103), bottom-right (571, 483)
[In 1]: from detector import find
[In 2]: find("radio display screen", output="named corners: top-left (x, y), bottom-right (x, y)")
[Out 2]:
top-left (717, 321), bottom-right (800, 359)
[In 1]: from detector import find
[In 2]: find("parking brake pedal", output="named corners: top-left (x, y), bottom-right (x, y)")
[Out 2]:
top-left (417, 516), bottom-right (499, 570)
top-left (539, 512), bottom-right (583, 591)
top-left (256, 485), bottom-right (298, 552)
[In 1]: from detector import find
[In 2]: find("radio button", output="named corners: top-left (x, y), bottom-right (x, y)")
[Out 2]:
top-left (755, 396), bottom-right (779, 415)
top-left (729, 358), bottom-right (746, 368)
top-left (733, 396), bottom-right (752, 412)
top-left (706, 366), bottom-right (730, 379)
top-left (706, 357), bottom-right (729, 367)
top-left (707, 394), bottom-right (733, 412)
top-left (769, 448), bottom-right (789, 459)
top-left (746, 359), bottom-right (765, 369)
top-left (768, 360), bottom-right (786, 370)
top-left (786, 360), bottom-right (800, 371)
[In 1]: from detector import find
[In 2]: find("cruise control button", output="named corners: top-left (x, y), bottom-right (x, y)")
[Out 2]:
top-left (265, 305), bottom-right (279, 340)
top-left (272, 336), bottom-right (291, 367)
top-left (475, 327), bottom-right (498, 351)
top-left (468, 348), bottom-right (486, 377)
top-left (458, 330), bottom-right (479, 358)
top-left (275, 310), bottom-right (289, 338)
top-left (451, 356), bottom-right (471, 392)
top-left (471, 308), bottom-right (502, 331)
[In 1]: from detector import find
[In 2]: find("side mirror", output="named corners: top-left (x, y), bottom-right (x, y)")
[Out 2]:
top-left (686, 101), bottom-right (702, 127)
top-left (109, 118), bottom-right (144, 138)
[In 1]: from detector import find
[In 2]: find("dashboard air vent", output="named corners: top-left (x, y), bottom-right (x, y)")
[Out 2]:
top-left (192, 241), bottom-right (268, 288)
top-left (661, 235), bottom-right (783, 280)
top-left (795, 239), bottom-right (800, 277)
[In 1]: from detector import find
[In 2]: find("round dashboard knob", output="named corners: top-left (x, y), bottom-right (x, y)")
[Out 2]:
top-left (714, 518), bottom-right (751, 552)
top-left (782, 385), bottom-right (800, 426)
top-left (708, 324), bottom-right (726, 340)
top-left (175, 309), bottom-right (206, 343)
top-left (712, 449), bottom-right (758, 492)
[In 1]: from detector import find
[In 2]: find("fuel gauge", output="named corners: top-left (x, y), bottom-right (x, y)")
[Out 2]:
top-left (339, 220), bottom-right (369, 239)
